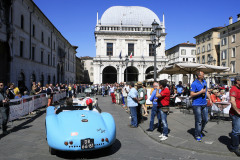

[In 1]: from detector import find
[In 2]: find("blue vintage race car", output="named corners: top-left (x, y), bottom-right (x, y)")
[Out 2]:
top-left (45, 104), bottom-right (116, 155)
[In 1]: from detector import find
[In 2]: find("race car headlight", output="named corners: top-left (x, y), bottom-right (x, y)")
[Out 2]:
top-left (101, 138), bottom-right (104, 142)
top-left (105, 138), bottom-right (109, 142)
top-left (69, 141), bottom-right (73, 145)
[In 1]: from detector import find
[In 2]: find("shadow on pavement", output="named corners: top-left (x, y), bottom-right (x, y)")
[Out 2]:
top-left (55, 139), bottom-right (121, 159)
top-left (0, 109), bottom-right (45, 139)
top-left (187, 128), bottom-right (195, 138)
top-left (218, 135), bottom-right (231, 147)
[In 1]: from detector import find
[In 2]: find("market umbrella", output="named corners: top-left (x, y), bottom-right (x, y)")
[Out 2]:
top-left (157, 62), bottom-right (230, 84)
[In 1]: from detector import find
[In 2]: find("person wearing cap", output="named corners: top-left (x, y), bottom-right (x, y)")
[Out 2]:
top-left (190, 70), bottom-right (212, 142)
top-left (229, 76), bottom-right (240, 156)
top-left (127, 82), bottom-right (138, 128)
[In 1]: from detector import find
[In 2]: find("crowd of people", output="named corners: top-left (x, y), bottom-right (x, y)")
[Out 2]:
top-left (1, 71), bottom-right (240, 156)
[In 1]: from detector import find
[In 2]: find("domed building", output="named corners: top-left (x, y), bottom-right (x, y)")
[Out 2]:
top-left (93, 6), bottom-right (168, 84)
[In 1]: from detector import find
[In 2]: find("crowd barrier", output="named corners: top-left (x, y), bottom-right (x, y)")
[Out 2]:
top-left (7, 91), bottom-right (66, 122)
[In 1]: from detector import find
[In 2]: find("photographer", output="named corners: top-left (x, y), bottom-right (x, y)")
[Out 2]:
top-left (0, 81), bottom-right (10, 135)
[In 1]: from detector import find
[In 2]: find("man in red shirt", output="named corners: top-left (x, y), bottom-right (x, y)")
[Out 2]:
top-left (156, 80), bottom-right (170, 141)
top-left (229, 76), bottom-right (240, 156)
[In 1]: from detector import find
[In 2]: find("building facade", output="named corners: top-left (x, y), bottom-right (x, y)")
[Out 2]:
top-left (218, 15), bottom-right (240, 86)
top-left (0, 0), bottom-right (76, 90)
top-left (93, 6), bottom-right (168, 84)
top-left (194, 27), bottom-right (223, 85)
top-left (80, 56), bottom-right (94, 83)
top-left (165, 42), bottom-right (196, 84)
top-left (75, 56), bottom-right (84, 83)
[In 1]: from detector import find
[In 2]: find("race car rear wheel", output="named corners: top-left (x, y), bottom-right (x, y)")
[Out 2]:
top-left (49, 146), bottom-right (57, 155)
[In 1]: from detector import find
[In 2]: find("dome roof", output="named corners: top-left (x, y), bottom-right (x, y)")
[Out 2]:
top-left (100, 6), bottom-right (160, 26)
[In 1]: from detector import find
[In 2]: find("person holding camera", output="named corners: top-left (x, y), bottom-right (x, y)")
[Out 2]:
top-left (190, 71), bottom-right (212, 142)
top-left (0, 81), bottom-right (10, 135)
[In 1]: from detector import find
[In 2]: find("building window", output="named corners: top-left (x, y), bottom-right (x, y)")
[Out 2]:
top-left (202, 46), bottom-right (205, 53)
top-left (181, 49), bottom-right (186, 55)
top-left (20, 15), bottom-right (24, 29)
top-left (53, 56), bottom-right (55, 67)
top-left (193, 58), bottom-right (195, 62)
top-left (221, 37), bottom-right (227, 46)
top-left (183, 58), bottom-right (185, 61)
top-left (32, 25), bottom-right (35, 37)
top-left (41, 32), bottom-right (44, 43)
top-left (20, 41), bottom-right (23, 57)
top-left (149, 44), bottom-right (154, 56)
top-left (207, 54), bottom-right (211, 62)
top-left (106, 43), bottom-right (113, 56)
top-left (128, 43), bottom-right (134, 56)
top-left (231, 61), bottom-right (235, 73)
top-left (232, 27), bottom-right (235, 30)
top-left (197, 47), bottom-right (200, 54)
top-left (53, 41), bottom-right (55, 50)
top-left (207, 43), bottom-right (211, 51)
top-left (191, 50), bottom-right (196, 55)
top-left (202, 55), bottom-right (205, 64)
top-left (48, 37), bottom-right (50, 47)
top-left (32, 46), bottom-right (35, 61)
top-left (232, 48), bottom-right (236, 57)
top-left (41, 51), bottom-right (44, 63)
top-left (221, 50), bottom-right (227, 60)
top-left (197, 57), bottom-right (200, 63)
top-left (186, 58), bottom-right (188, 62)
top-left (222, 62), bottom-right (226, 67)
top-left (202, 37), bottom-right (205, 42)
top-left (48, 54), bottom-right (50, 65)
top-left (232, 34), bottom-right (236, 43)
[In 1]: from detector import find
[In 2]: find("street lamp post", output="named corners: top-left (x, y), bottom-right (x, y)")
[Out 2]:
top-left (125, 55), bottom-right (129, 82)
top-left (150, 19), bottom-right (162, 81)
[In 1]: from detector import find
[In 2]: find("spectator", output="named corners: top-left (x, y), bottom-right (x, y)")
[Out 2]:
top-left (123, 83), bottom-right (129, 109)
top-left (228, 76), bottom-right (240, 156)
top-left (147, 82), bottom-right (161, 132)
top-left (137, 82), bottom-right (147, 118)
top-left (7, 83), bottom-right (15, 99)
top-left (0, 81), bottom-right (10, 135)
top-left (14, 93), bottom-right (22, 99)
top-left (156, 80), bottom-right (170, 141)
top-left (30, 85), bottom-right (37, 96)
top-left (102, 84), bottom-right (105, 97)
top-left (127, 82), bottom-right (138, 128)
top-left (46, 84), bottom-right (53, 107)
top-left (190, 71), bottom-right (212, 142)
top-left (210, 90), bottom-right (221, 103)
top-left (13, 84), bottom-right (20, 96)
top-left (176, 81), bottom-right (184, 96)
top-left (109, 85), bottom-right (116, 104)
top-left (22, 91), bottom-right (29, 98)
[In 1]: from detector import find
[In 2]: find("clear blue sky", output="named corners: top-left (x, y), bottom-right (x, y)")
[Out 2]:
top-left (34, 0), bottom-right (240, 58)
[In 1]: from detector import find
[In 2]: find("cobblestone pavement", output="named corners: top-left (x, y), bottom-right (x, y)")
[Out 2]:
top-left (0, 95), bottom-right (239, 160)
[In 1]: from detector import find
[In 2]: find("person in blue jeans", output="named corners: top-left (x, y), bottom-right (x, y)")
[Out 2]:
top-left (127, 82), bottom-right (138, 128)
top-left (146, 82), bottom-right (161, 131)
top-left (228, 76), bottom-right (240, 156)
top-left (190, 71), bottom-right (212, 142)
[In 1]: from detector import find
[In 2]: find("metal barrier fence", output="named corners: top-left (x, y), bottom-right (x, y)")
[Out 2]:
top-left (8, 91), bottom-right (66, 122)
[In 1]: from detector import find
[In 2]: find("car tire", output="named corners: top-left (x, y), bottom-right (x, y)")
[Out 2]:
top-left (49, 146), bottom-right (57, 155)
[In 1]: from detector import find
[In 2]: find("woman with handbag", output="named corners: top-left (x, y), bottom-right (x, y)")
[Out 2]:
top-left (156, 80), bottom-right (170, 141)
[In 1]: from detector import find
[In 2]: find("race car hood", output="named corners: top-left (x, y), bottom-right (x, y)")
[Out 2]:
top-left (56, 110), bottom-right (107, 138)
